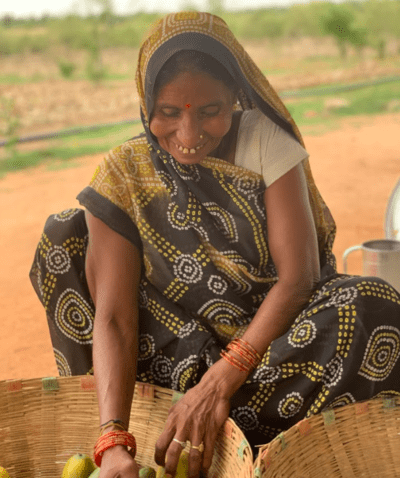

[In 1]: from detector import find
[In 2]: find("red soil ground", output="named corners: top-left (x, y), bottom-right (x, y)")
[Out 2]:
top-left (1, 112), bottom-right (399, 382)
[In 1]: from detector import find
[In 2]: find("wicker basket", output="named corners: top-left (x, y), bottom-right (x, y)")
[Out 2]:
top-left (0, 376), bottom-right (253, 478)
top-left (254, 396), bottom-right (400, 478)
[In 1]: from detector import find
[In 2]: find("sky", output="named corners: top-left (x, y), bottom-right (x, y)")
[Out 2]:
top-left (1, 0), bottom-right (311, 19)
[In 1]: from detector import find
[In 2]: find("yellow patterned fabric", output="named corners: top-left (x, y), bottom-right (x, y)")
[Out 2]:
top-left (135, 11), bottom-right (336, 261)
top-left (29, 11), bottom-right (400, 446)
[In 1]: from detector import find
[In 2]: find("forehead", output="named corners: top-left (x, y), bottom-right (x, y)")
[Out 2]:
top-left (155, 71), bottom-right (233, 105)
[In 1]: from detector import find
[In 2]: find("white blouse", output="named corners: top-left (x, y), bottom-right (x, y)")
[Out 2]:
top-left (235, 108), bottom-right (309, 187)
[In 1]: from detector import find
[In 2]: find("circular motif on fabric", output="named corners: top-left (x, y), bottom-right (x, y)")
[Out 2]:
top-left (197, 299), bottom-right (249, 326)
top-left (233, 174), bottom-right (261, 196)
top-left (231, 406), bottom-right (259, 431)
top-left (358, 326), bottom-right (400, 381)
top-left (327, 392), bottom-right (355, 409)
top-left (328, 286), bottom-right (358, 308)
top-left (138, 334), bottom-right (156, 361)
top-left (173, 254), bottom-right (203, 284)
top-left (177, 320), bottom-right (197, 339)
top-left (54, 348), bottom-right (72, 376)
top-left (158, 171), bottom-right (178, 197)
top-left (46, 245), bottom-right (71, 275)
top-left (288, 320), bottom-right (317, 348)
top-left (278, 392), bottom-right (304, 419)
top-left (54, 288), bottom-right (94, 344)
top-left (208, 275), bottom-right (228, 296)
top-left (150, 355), bottom-right (173, 385)
top-left (53, 209), bottom-right (80, 222)
top-left (171, 355), bottom-right (198, 390)
top-left (167, 202), bottom-right (190, 230)
top-left (322, 355), bottom-right (344, 388)
top-left (253, 365), bottom-right (281, 384)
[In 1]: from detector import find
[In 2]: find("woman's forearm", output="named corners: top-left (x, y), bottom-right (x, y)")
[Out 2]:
top-left (93, 311), bottom-right (138, 429)
top-left (241, 278), bottom-right (316, 356)
top-left (204, 279), bottom-right (316, 400)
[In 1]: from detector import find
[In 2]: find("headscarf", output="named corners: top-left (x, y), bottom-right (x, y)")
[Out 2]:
top-left (84, 11), bottom-right (337, 345)
top-left (135, 11), bottom-right (337, 270)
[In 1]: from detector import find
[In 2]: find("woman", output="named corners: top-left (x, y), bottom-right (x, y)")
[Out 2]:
top-left (30, 11), bottom-right (400, 478)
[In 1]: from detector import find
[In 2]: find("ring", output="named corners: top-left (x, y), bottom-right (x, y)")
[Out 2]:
top-left (173, 438), bottom-right (187, 448)
top-left (191, 442), bottom-right (205, 453)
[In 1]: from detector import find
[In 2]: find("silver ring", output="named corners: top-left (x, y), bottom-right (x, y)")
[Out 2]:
top-left (173, 438), bottom-right (187, 448)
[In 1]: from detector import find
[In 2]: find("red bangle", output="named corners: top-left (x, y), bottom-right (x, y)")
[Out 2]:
top-left (220, 350), bottom-right (250, 372)
top-left (94, 430), bottom-right (136, 467)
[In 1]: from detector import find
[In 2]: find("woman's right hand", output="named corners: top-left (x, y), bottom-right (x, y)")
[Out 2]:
top-left (99, 446), bottom-right (140, 478)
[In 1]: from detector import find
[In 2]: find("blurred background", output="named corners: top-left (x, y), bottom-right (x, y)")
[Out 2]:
top-left (1, 0), bottom-right (399, 380)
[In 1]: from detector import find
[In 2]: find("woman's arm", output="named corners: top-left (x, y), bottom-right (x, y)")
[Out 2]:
top-left (240, 161), bottom-right (320, 354)
top-left (85, 210), bottom-right (142, 475)
top-left (155, 162), bottom-right (320, 478)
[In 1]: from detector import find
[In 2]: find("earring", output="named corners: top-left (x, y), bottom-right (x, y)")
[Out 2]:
top-left (200, 134), bottom-right (204, 139)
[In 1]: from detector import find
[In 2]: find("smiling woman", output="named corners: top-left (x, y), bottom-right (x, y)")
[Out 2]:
top-left (29, 11), bottom-right (400, 478)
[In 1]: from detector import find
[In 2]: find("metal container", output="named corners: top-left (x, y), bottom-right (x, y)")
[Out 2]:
top-left (343, 239), bottom-right (400, 293)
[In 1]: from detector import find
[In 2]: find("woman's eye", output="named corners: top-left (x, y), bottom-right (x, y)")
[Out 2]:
top-left (202, 106), bottom-right (220, 116)
top-left (161, 108), bottom-right (179, 117)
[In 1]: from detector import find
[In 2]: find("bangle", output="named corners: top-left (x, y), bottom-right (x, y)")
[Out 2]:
top-left (99, 419), bottom-right (127, 429)
top-left (100, 422), bottom-right (126, 436)
top-left (227, 338), bottom-right (262, 369)
top-left (220, 350), bottom-right (250, 372)
top-left (94, 430), bottom-right (136, 467)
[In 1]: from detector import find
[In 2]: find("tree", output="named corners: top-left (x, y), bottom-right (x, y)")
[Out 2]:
top-left (322, 5), bottom-right (356, 60)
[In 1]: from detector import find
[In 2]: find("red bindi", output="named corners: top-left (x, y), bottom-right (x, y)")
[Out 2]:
top-left (185, 104), bottom-right (191, 108)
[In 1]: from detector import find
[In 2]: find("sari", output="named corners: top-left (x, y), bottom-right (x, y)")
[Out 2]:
top-left (30, 12), bottom-right (400, 445)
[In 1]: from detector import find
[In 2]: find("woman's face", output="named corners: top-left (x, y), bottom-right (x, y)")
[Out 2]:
top-left (149, 71), bottom-right (236, 165)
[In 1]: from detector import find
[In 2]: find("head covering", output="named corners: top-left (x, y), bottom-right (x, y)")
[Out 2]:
top-left (135, 11), bottom-right (336, 268)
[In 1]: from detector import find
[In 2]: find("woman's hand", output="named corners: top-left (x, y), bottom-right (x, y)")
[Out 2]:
top-left (99, 446), bottom-right (140, 478)
top-left (154, 359), bottom-right (247, 478)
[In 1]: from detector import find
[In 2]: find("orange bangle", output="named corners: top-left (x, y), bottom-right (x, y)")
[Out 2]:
top-left (227, 338), bottom-right (262, 369)
top-left (220, 350), bottom-right (250, 372)
top-left (94, 430), bottom-right (136, 467)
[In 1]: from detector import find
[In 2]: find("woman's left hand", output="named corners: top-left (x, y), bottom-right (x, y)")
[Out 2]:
top-left (154, 360), bottom-right (245, 478)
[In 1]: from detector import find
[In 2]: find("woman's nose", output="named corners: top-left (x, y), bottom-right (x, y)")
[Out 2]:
top-left (176, 114), bottom-right (201, 148)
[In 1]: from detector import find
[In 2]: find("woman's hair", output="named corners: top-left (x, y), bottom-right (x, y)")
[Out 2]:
top-left (153, 50), bottom-right (239, 100)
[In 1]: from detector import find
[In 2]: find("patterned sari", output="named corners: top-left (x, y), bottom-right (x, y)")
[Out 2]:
top-left (30, 12), bottom-right (400, 445)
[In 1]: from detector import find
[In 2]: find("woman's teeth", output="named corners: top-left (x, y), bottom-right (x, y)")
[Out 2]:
top-left (176, 144), bottom-right (203, 154)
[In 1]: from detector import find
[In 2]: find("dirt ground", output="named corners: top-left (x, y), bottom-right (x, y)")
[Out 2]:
top-left (1, 112), bottom-right (399, 382)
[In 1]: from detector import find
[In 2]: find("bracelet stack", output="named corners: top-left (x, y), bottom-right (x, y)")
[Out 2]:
top-left (94, 430), bottom-right (136, 467)
top-left (220, 338), bottom-right (262, 373)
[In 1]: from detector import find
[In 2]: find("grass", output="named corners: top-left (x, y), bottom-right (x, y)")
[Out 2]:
top-left (0, 122), bottom-right (144, 177)
top-left (284, 78), bottom-right (400, 127)
top-left (1, 75), bottom-right (399, 177)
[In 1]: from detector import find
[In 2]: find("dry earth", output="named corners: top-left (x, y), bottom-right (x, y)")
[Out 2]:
top-left (1, 112), bottom-right (399, 382)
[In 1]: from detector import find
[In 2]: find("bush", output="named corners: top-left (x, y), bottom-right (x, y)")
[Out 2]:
top-left (58, 60), bottom-right (77, 78)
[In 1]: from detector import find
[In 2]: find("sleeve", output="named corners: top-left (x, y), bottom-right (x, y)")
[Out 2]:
top-left (76, 151), bottom-right (143, 252)
top-left (236, 108), bottom-right (309, 188)
top-left (259, 109), bottom-right (309, 187)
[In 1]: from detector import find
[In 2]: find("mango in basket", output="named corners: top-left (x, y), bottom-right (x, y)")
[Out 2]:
top-left (62, 453), bottom-right (97, 478)
top-left (139, 466), bottom-right (156, 478)
top-left (0, 467), bottom-right (11, 478)
top-left (156, 451), bottom-right (189, 478)
top-left (88, 468), bottom-right (100, 478)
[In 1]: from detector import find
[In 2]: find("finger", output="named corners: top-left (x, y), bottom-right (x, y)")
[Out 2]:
top-left (164, 439), bottom-right (189, 477)
top-left (201, 427), bottom-right (219, 471)
top-left (154, 422), bottom-right (177, 466)
top-left (188, 435), bottom-right (205, 478)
